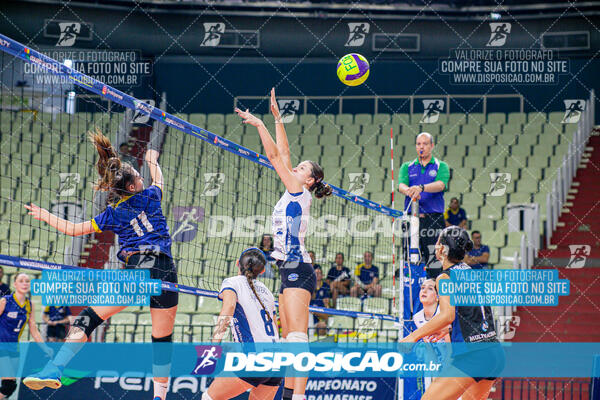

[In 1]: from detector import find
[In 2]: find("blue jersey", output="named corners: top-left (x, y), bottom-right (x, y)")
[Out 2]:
top-left (355, 264), bottom-right (379, 285)
top-left (311, 282), bottom-right (331, 308)
top-left (439, 263), bottom-right (497, 347)
top-left (92, 185), bottom-right (172, 261)
top-left (468, 245), bottom-right (490, 269)
top-left (444, 207), bottom-right (467, 226)
top-left (0, 294), bottom-right (31, 342)
top-left (44, 306), bottom-right (71, 322)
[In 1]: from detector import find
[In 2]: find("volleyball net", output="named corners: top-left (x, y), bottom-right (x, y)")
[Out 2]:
top-left (0, 34), bottom-right (414, 342)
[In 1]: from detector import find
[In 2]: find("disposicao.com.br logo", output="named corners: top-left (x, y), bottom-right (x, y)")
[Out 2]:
top-left (222, 351), bottom-right (441, 375)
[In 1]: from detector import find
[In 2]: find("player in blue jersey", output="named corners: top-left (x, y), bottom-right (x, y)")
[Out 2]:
top-left (23, 131), bottom-right (177, 400)
top-left (202, 248), bottom-right (281, 400)
top-left (236, 88), bottom-right (332, 400)
top-left (0, 273), bottom-right (48, 399)
top-left (402, 226), bottom-right (504, 400)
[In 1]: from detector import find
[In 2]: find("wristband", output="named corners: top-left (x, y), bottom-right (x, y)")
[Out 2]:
top-left (419, 184), bottom-right (425, 192)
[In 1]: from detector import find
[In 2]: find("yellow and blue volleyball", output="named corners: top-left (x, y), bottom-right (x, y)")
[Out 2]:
top-left (337, 53), bottom-right (370, 86)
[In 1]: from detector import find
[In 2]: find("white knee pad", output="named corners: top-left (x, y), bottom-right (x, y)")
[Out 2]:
top-left (286, 331), bottom-right (308, 343)
top-left (202, 392), bottom-right (214, 400)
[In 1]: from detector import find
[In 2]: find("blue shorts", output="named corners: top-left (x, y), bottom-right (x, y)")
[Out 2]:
top-left (277, 261), bottom-right (316, 295)
top-left (240, 376), bottom-right (282, 387)
top-left (127, 253), bottom-right (178, 309)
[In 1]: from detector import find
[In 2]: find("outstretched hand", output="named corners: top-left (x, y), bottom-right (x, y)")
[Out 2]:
top-left (24, 203), bottom-right (48, 222)
top-left (270, 88), bottom-right (281, 122)
top-left (235, 108), bottom-right (264, 128)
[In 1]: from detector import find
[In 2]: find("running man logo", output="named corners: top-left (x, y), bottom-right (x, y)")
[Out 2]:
top-left (486, 23), bottom-right (512, 47)
top-left (346, 23), bottom-right (370, 47)
top-left (562, 100), bottom-right (585, 124)
top-left (58, 173), bottom-right (81, 197)
top-left (357, 318), bottom-right (379, 339)
top-left (171, 206), bottom-right (205, 242)
top-left (201, 23), bottom-right (226, 47)
top-left (567, 245), bottom-right (591, 269)
top-left (192, 345), bottom-right (223, 375)
top-left (56, 22), bottom-right (81, 47)
top-left (132, 99), bottom-right (155, 124)
top-left (277, 100), bottom-right (300, 124)
top-left (348, 173), bottom-right (370, 196)
top-left (201, 173), bottom-right (225, 196)
top-left (70, 315), bottom-right (91, 341)
top-left (488, 173), bottom-right (512, 196)
top-left (498, 316), bottom-right (520, 340)
top-left (420, 100), bottom-right (445, 124)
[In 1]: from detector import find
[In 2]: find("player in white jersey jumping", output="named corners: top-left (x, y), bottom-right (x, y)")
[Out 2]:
top-left (202, 248), bottom-right (281, 400)
top-left (236, 88), bottom-right (332, 400)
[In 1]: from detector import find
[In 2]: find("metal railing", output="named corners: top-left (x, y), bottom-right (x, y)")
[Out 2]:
top-left (234, 94), bottom-right (524, 115)
top-left (545, 89), bottom-right (595, 248)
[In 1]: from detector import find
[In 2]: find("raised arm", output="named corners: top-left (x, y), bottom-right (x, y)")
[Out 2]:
top-left (24, 204), bottom-right (95, 236)
top-left (236, 108), bottom-right (303, 193)
top-left (270, 88), bottom-right (293, 171)
top-left (145, 149), bottom-right (164, 192)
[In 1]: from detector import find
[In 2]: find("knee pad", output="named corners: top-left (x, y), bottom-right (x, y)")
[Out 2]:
top-left (71, 307), bottom-right (104, 338)
top-left (286, 331), bottom-right (308, 343)
top-left (152, 334), bottom-right (173, 343)
top-left (152, 334), bottom-right (173, 377)
top-left (0, 379), bottom-right (17, 397)
top-left (201, 391), bottom-right (214, 400)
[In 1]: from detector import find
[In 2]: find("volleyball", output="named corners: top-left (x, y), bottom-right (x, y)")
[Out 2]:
top-left (337, 53), bottom-right (370, 86)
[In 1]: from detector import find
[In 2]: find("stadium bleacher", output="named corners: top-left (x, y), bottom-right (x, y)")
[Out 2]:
top-left (2, 108), bottom-right (572, 342)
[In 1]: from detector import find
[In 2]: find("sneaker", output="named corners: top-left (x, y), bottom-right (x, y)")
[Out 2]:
top-left (23, 363), bottom-right (62, 390)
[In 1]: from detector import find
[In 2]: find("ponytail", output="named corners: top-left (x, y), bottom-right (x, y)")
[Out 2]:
top-left (239, 248), bottom-right (271, 322)
top-left (89, 128), bottom-right (137, 203)
top-left (306, 160), bottom-right (332, 199)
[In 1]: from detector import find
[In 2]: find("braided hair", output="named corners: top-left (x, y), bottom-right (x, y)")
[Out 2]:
top-left (438, 226), bottom-right (474, 264)
top-left (239, 248), bottom-right (271, 322)
top-left (88, 128), bottom-right (137, 204)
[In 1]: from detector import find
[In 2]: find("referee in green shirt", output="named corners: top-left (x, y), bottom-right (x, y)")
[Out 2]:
top-left (398, 132), bottom-right (450, 278)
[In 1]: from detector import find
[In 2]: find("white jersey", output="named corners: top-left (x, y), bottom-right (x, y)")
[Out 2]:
top-left (413, 305), bottom-right (457, 397)
top-left (271, 188), bottom-right (312, 263)
top-left (219, 275), bottom-right (279, 343)
top-left (413, 305), bottom-right (441, 330)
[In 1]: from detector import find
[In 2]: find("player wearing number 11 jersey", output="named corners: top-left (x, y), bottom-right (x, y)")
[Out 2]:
top-left (24, 130), bottom-right (177, 400)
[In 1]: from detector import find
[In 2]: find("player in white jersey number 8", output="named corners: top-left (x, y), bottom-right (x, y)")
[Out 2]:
top-left (203, 248), bottom-right (281, 400)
